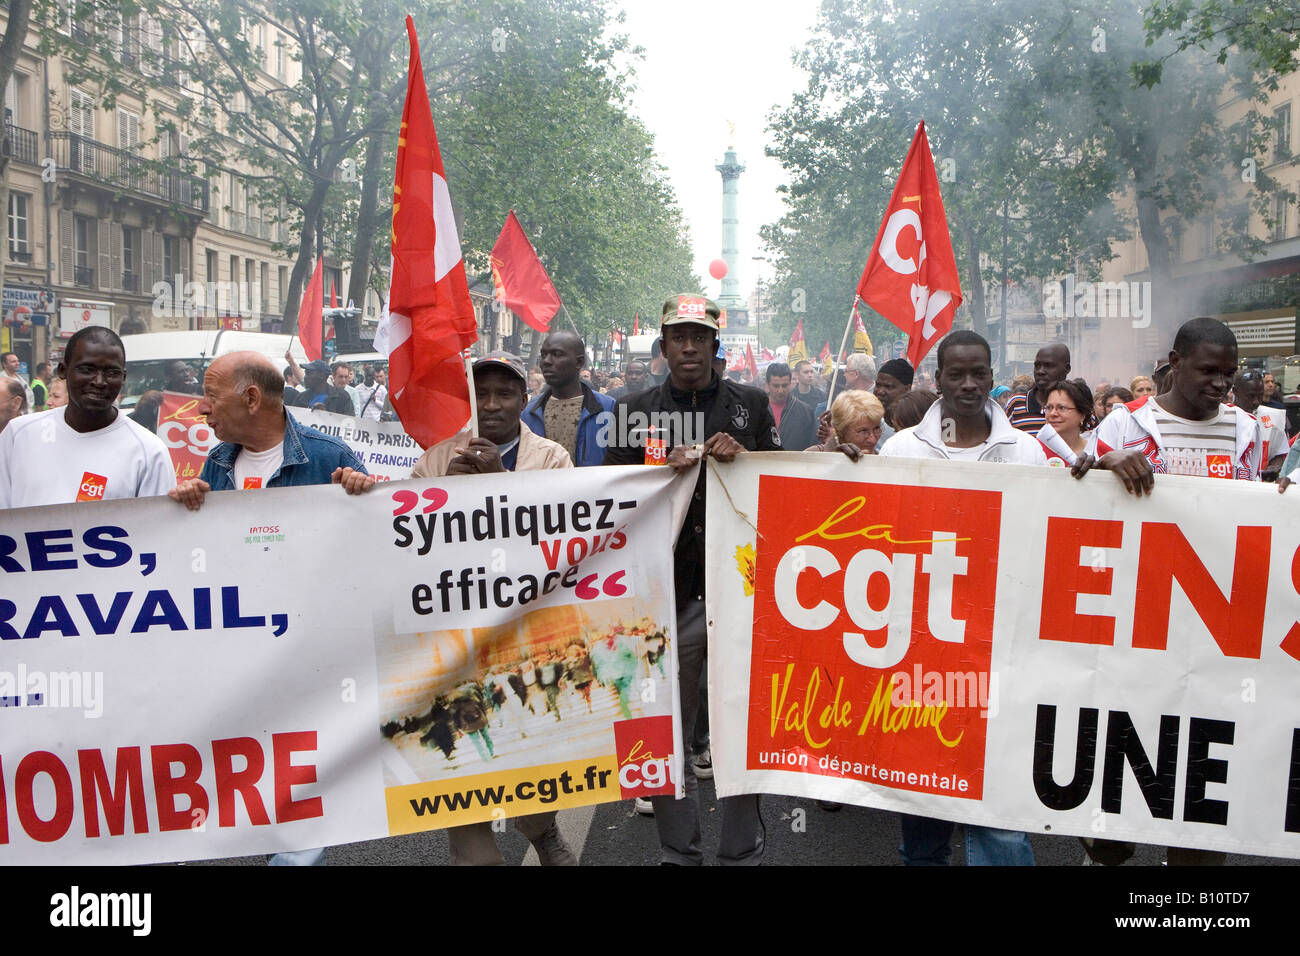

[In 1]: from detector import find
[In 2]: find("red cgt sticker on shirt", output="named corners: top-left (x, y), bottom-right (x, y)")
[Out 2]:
top-left (242, 476), bottom-right (264, 489)
top-left (1206, 454), bottom-right (1231, 479)
top-left (76, 472), bottom-right (107, 501)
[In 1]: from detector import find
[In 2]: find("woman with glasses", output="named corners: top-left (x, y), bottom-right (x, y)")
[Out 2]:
top-left (1037, 378), bottom-right (1099, 466)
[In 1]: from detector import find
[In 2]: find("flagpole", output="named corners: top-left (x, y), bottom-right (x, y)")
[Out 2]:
top-left (825, 294), bottom-right (859, 409)
top-left (559, 303), bottom-right (580, 335)
top-left (464, 353), bottom-right (479, 439)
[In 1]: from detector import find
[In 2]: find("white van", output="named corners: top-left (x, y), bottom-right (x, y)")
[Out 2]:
top-left (119, 330), bottom-right (312, 406)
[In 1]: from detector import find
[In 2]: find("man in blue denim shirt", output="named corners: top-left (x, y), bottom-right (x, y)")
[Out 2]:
top-left (170, 351), bottom-right (366, 503)
top-left (168, 351), bottom-right (368, 866)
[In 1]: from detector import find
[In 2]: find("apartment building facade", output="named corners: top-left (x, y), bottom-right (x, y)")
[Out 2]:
top-left (0, 4), bottom-right (359, 371)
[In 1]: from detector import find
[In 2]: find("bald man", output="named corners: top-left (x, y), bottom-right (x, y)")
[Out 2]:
top-left (1006, 344), bottom-right (1070, 432)
top-left (169, 351), bottom-right (367, 867)
top-left (170, 351), bottom-right (367, 502)
top-left (522, 329), bottom-right (615, 466)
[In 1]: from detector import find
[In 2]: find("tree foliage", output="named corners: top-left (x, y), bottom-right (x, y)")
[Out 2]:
top-left (37, 0), bottom-right (696, 342)
top-left (763, 0), bottom-right (1290, 354)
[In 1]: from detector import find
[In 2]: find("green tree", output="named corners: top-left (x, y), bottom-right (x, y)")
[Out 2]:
top-left (765, 0), bottom-right (1286, 355)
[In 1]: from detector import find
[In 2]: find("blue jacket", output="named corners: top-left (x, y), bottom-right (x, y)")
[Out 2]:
top-left (200, 411), bottom-right (367, 490)
top-left (522, 381), bottom-right (615, 467)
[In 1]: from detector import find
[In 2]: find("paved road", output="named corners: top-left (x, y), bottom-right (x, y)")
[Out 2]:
top-left (195, 778), bottom-right (1293, 866)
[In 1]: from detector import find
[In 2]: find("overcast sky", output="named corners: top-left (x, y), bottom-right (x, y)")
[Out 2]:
top-left (615, 0), bottom-right (823, 299)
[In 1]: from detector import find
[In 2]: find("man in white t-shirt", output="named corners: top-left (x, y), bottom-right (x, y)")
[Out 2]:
top-left (0, 327), bottom-right (174, 509)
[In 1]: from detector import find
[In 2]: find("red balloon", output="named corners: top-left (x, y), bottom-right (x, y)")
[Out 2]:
top-left (708, 258), bottom-right (728, 280)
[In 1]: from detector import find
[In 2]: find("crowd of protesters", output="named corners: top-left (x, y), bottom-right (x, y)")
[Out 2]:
top-left (1, 294), bottom-right (1297, 868)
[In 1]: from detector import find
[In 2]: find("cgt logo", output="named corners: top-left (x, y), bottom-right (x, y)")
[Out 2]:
top-left (612, 715), bottom-right (677, 798)
top-left (1206, 454), bottom-right (1231, 479)
top-left (76, 472), bottom-right (107, 502)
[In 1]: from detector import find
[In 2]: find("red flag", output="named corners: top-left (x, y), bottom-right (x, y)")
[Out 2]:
top-left (817, 341), bottom-right (830, 363)
top-left (376, 16), bottom-right (480, 450)
top-left (761, 347), bottom-right (774, 361)
top-left (490, 210), bottom-right (562, 333)
top-left (633, 312), bottom-right (640, 336)
top-left (856, 121), bottom-right (962, 367)
top-left (297, 257), bottom-right (324, 361)
top-left (745, 342), bottom-right (759, 380)
top-left (330, 279), bottom-right (338, 309)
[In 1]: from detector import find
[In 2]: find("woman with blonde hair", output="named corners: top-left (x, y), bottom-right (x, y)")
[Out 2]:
top-left (1129, 375), bottom-right (1154, 397)
top-left (808, 389), bottom-right (886, 458)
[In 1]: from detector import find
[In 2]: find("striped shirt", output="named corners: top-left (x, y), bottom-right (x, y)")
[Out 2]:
top-left (1005, 391), bottom-right (1046, 432)
top-left (1151, 400), bottom-right (1239, 478)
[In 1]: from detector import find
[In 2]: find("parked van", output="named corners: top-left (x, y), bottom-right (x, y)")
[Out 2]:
top-left (119, 331), bottom-right (312, 406)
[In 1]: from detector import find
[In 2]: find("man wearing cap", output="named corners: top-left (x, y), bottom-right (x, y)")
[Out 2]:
top-left (873, 358), bottom-right (914, 448)
top-left (286, 359), bottom-right (354, 415)
top-left (300, 351), bottom-right (577, 865)
top-left (603, 294), bottom-right (778, 866)
top-left (414, 352), bottom-right (575, 864)
top-left (522, 330), bottom-right (615, 467)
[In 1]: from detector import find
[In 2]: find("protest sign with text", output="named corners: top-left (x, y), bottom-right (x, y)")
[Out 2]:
top-left (707, 453), bottom-right (1300, 859)
top-left (155, 395), bottom-right (421, 483)
top-left (0, 465), bottom-right (692, 864)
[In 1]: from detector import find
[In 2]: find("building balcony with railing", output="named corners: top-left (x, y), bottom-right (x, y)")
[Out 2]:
top-left (47, 132), bottom-right (209, 215)
top-left (4, 123), bottom-right (40, 166)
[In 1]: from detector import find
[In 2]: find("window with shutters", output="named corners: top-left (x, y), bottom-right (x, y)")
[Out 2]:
top-left (1274, 104), bottom-right (1292, 163)
top-left (117, 108), bottom-right (140, 150)
top-left (74, 216), bottom-right (94, 287)
top-left (163, 236), bottom-right (181, 281)
top-left (260, 262), bottom-right (269, 313)
top-left (69, 89), bottom-right (95, 138)
top-left (275, 36), bottom-right (285, 80)
top-left (1272, 192), bottom-right (1289, 241)
top-left (122, 227), bottom-right (140, 292)
top-left (5, 73), bottom-right (25, 126)
top-left (8, 193), bottom-right (30, 261)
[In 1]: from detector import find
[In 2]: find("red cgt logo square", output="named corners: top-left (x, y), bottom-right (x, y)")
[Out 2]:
top-left (76, 472), bottom-right (107, 502)
top-left (747, 475), bottom-right (1001, 799)
top-left (1206, 454), bottom-right (1231, 479)
top-left (612, 715), bottom-right (677, 798)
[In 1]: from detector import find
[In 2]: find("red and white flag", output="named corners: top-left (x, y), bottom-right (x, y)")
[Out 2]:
top-left (744, 342), bottom-right (759, 380)
top-left (857, 121), bottom-right (962, 367)
top-left (297, 257), bottom-right (324, 361)
top-left (375, 16), bottom-right (479, 450)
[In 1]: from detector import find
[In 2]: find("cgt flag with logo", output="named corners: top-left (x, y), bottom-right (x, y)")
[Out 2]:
top-left (0, 466), bottom-right (694, 864)
top-left (707, 453), bottom-right (1300, 860)
top-left (375, 16), bottom-right (479, 451)
top-left (857, 121), bottom-right (961, 368)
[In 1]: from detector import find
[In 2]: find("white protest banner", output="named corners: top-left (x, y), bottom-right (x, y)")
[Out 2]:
top-left (154, 395), bottom-right (420, 484)
top-left (0, 465), bottom-right (692, 864)
top-left (707, 453), bottom-right (1300, 859)
top-left (285, 407), bottom-right (420, 482)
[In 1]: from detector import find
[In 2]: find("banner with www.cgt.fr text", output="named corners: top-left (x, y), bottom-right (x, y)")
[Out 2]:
top-left (707, 452), bottom-right (1300, 859)
top-left (0, 465), bottom-right (693, 864)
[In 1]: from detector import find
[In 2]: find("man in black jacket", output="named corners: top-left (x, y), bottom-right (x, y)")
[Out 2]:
top-left (765, 361), bottom-right (817, 451)
top-left (603, 293), bottom-right (779, 866)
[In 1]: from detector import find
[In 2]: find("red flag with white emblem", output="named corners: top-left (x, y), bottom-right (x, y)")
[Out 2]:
top-left (375, 16), bottom-right (479, 450)
top-left (856, 121), bottom-right (962, 367)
